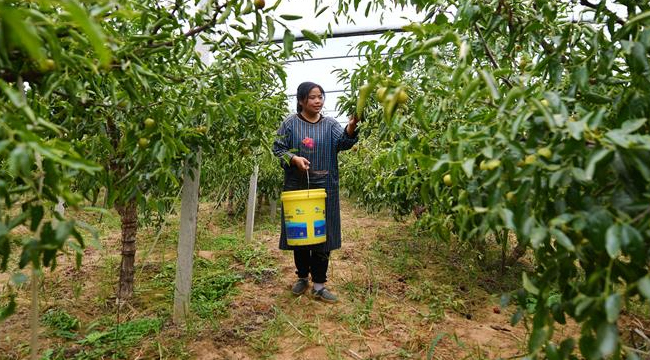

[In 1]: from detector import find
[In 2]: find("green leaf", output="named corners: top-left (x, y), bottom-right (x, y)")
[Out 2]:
top-left (638, 276), bottom-right (650, 299)
top-left (426, 333), bottom-right (447, 360)
top-left (620, 118), bottom-right (647, 134)
top-left (8, 145), bottom-right (31, 177)
top-left (0, 294), bottom-right (16, 321)
top-left (301, 29), bottom-right (322, 45)
top-left (315, 6), bottom-right (329, 18)
top-left (10, 272), bottom-right (28, 285)
top-left (2, 8), bottom-right (46, 66)
top-left (585, 149), bottom-right (610, 181)
top-left (280, 14), bottom-right (302, 20)
top-left (60, 0), bottom-right (111, 67)
top-left (596, 323), bottom-right (618, 358)
top-left (282, 29), bottom-right (294, 58)
top-left (522, 272), bottom-right (539, 295)
top-left (605, 224), bottom-right (621, 258)
top-left (579, 335), bottom-right (600, 360)
top-left (30, 205), bottom-right (44, 232)
top-left (479, 70), bottom-right (500, 100)
top-left (529, 324), bottom-right (548, 353)
top-left (265, 16), bottom-right (275, 42)
top-left (550, 228), bottom-right (575, 252)
top-left (0, 80), bottom-right (36, 121)
top-left (605, 293), bottom-right (621, 323)
top-left (461, 158), bottom-right (474, 178)
top-left (499, 208), bottom-right (515, 229)
top-left (531, 227), bottom-right (548, 249)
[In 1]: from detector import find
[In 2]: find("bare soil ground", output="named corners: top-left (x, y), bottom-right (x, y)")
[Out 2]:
top-left (186, 200), bottom-right (541, 360)
top-left (0, 199), bottom-right (587, 360)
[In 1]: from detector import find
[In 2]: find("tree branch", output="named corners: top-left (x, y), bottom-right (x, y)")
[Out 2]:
top-left (579, 0), bottom-right (625, 26)
top-left (147, 1), bottom-right (225, 49)
top-left (473, 24), bottom-right (514, 89)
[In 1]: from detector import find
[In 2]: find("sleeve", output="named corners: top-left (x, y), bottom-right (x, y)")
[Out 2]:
top-left (334, 121), bottom-right (359, 152)
top-left (272, 120), bottom-right (295, 170)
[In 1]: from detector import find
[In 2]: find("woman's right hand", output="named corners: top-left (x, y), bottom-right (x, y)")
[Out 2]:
top-left (291, 156), bottom-right (310, 172)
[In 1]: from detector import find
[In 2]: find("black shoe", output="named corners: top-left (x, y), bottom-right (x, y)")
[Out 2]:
top-left (291, 278), bottom-right (309, 295)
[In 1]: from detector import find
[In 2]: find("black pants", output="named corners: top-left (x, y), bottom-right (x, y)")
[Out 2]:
top-left (294, 249), bottom-right (330, 283)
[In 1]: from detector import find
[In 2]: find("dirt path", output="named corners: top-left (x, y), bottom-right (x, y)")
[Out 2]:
top-left (191, 200), bottom-right (530, 360)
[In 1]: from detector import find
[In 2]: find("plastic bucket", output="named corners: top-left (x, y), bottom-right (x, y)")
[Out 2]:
top-left (281, 189), bottom-right (327, 246)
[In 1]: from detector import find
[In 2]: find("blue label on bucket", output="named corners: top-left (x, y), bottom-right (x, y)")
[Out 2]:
top-left (314, 220), bottom-right (326, 237)
top-left (286, 222), bottom-right (308, 239)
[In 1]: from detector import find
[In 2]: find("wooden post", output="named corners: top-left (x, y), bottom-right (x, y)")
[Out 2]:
top-left (173, 150), bottom-right (202, 325)
top-left (245, 164), bottom-right (259, 242)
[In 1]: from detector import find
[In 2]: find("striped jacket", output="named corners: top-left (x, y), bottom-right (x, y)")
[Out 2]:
top-left (272, 113), bottom-right (359, 251)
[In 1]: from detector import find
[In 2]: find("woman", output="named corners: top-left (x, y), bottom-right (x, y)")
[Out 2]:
top-left (272, 81), bottom-right (359, 303)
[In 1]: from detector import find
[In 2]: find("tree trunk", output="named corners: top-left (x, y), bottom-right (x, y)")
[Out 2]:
top-left (116, 199), bottom-right (138, 300)
top-left (173, 151), bottom-right (202, 325)
top-left (506, 241), bottom-right (527, 267)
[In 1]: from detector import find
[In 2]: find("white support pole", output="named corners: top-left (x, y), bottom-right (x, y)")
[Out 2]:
top-left (54, 198), bottom-right (65, 218)
top-left (245, 165), bottom-right (259, 242)
top-left (173, 150), bottom-right (202, 325)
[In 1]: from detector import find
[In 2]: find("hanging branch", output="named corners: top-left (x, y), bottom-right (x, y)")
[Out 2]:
top-left (473, 24), bottom-right (514, 89)
top-left (579, 0), bottom-right (625, 25)
top-left (146, 2), bottom-right (226, 49)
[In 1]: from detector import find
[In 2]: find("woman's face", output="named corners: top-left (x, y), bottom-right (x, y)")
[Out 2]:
top-left (299, 87), bottom-right (324, 115)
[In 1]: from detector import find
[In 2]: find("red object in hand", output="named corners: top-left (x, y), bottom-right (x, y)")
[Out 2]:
top-left (302, 137), bottom-right (314, 149)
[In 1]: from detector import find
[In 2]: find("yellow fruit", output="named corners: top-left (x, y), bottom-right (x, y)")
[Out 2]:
top-left (254, 0), bottom-right (265, 9)
top-left (524, 154), bottom-right (537, 165)
top-left (485, 159), bottom-right (501, 170)
top-left (138, 138), bottom-right (150, 148)
top-left (396, 88), bottom-right (408, 104)
top-left (506, 191), bottom-right (515, 202)
top-left (376, 87), bottom-right (387, 102)
top-left (537, 147), bottom-right (552, 159)
top-left (540, 99), bottom-right (549, 107)
top-left (479, 160), bottom-right (488, 171)
top-left (144, 118), bottom-right (155, 129)
top-left (196, 126), bottom-right (207, 134)
top-left (43, 59), bottom-right (56, 71)
top-left (443, 174), bottom-right (452, 187)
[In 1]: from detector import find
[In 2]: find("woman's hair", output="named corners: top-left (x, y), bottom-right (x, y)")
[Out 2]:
top-left (296, 82), bottom-right (325, 113)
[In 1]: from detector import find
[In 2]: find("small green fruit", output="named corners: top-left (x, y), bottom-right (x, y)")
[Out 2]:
top-left (254, 0), bottom-right (265, 9)
top-left (485, 159), bottom-right (501, 170)
top-left (138, 138), bottom-right (150, 148)
top-left (144, 118), bottom-right (155, 129)
top-left (43, 59), bottom-right (56, 71)
top-left (540, 99), bottom-right (550, 107)
top-left (396, 88), bottom-right (408, 104)
top-left (524, 154), bottom-right (537, 165)
top-left (443, 174), bottom-right (452, 187)
top-left (376, 87), bottom-right (387, 102)
top-left (506, 191), bottom-right (516, 202)
top-left (537, 147), bottom-right (552, 159)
